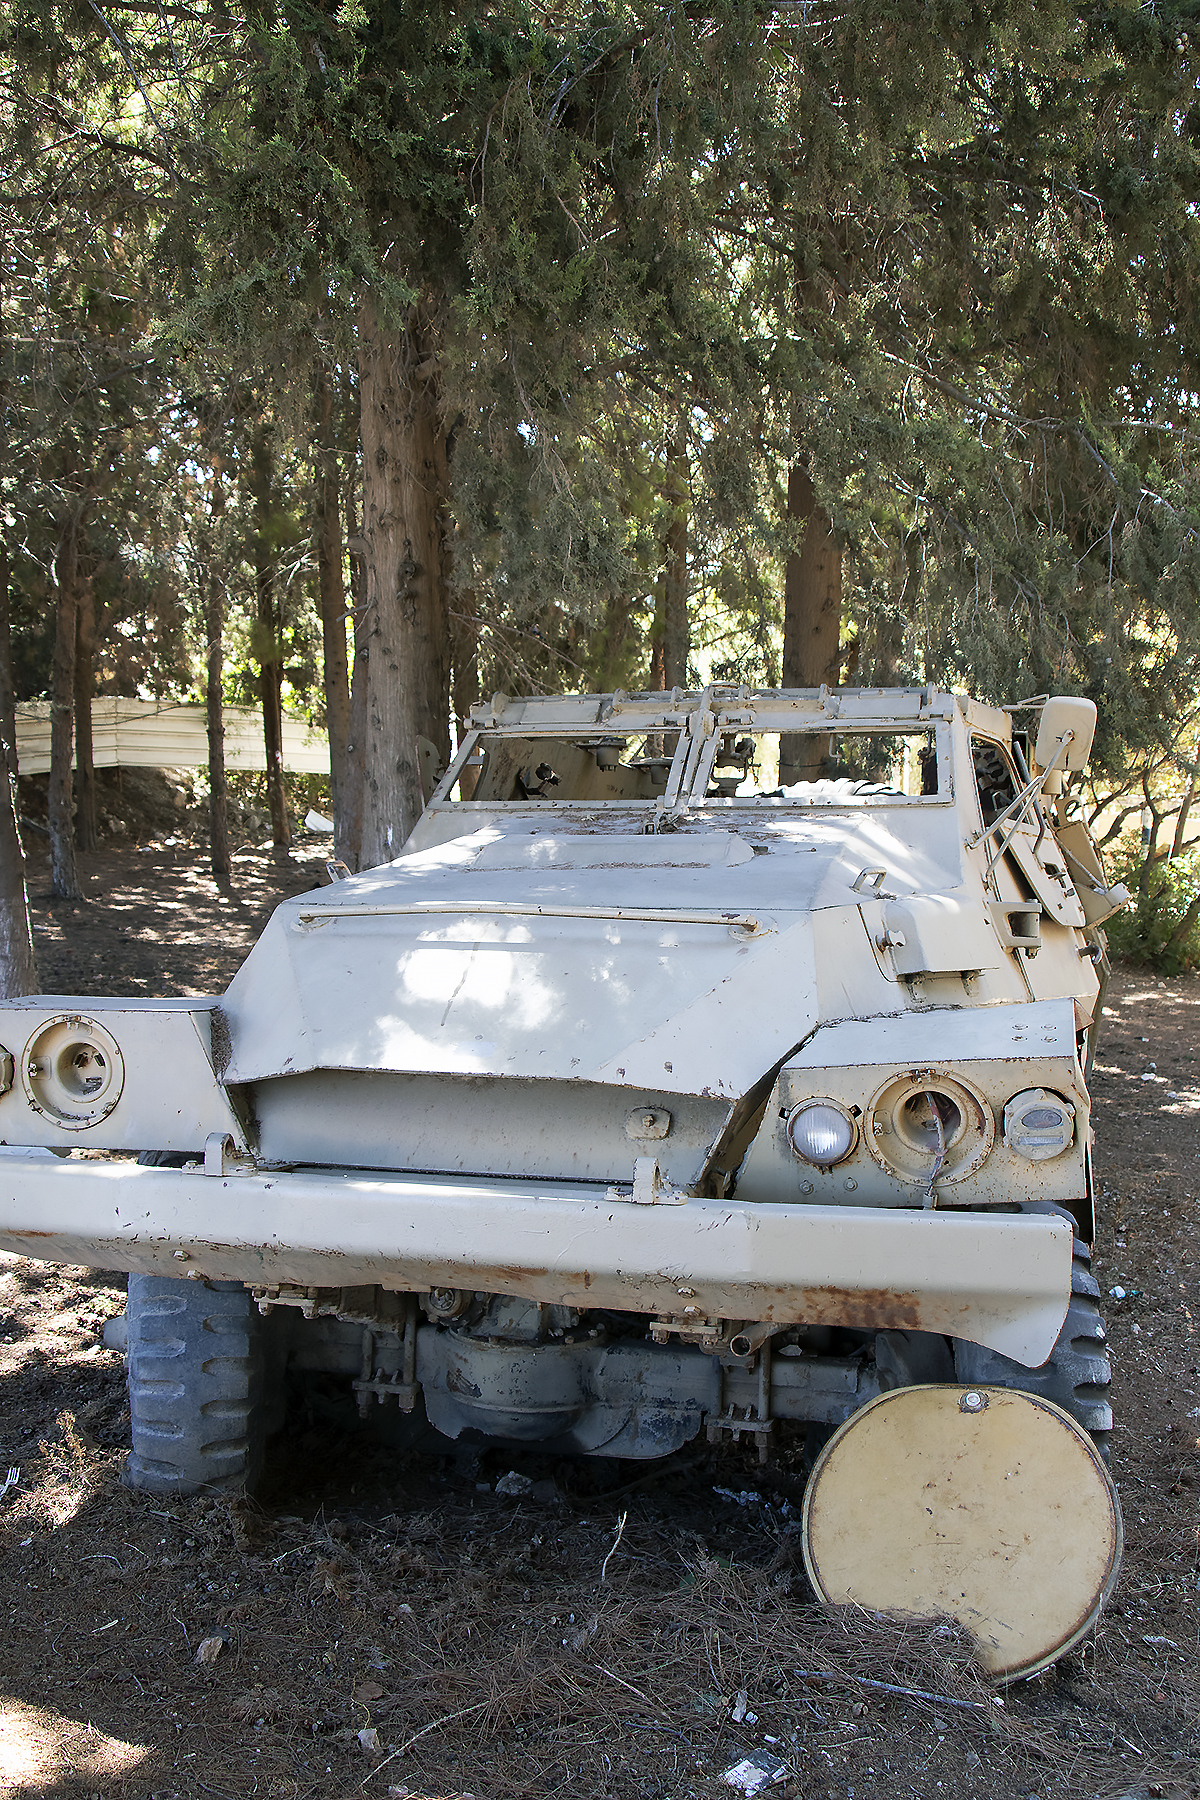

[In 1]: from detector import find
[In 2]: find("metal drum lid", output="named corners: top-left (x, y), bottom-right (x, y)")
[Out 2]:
top-left (801, 1385), bottom-right (1122, 1679)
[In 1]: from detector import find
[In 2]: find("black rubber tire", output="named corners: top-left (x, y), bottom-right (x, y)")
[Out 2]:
top-left (953, 1233), bottom-right (1113, 1461)
top-left (124, 1273), bottom-right (270, 1496)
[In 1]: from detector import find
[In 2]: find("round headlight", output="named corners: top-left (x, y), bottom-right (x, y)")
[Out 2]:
top-left (786, 1100), bottom-right (857, 1168)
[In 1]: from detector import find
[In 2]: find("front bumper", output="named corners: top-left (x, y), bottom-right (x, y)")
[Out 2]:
top-left (0, 1157), bottom-right (1072, 1364)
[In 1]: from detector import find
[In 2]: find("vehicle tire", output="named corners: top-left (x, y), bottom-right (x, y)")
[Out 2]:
top-left (124, 1273), bottom-right (271, 1496)
top-left (953, 1230), bottom-right (1113, 1462)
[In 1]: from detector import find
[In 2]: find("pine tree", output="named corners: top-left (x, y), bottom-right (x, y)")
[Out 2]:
top-left (727, 1), bottom-right (1200, 759)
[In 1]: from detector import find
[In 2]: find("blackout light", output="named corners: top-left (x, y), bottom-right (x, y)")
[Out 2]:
top-left (1003, 1088), bottom-right (1075, 1162)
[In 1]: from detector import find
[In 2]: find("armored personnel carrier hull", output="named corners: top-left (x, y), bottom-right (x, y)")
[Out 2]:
top-left (0, 685), bottom-right (1129, 1675)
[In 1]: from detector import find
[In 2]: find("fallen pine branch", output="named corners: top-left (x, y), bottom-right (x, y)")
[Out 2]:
top-left (793, 1670), bottom-right (988, 1711)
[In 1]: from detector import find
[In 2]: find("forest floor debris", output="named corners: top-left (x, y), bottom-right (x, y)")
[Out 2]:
top-left (0, 845), bottom-right (1197, 1799)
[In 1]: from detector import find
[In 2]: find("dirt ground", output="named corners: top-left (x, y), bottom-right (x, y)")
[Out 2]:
top-left (0, 836), bottom-right (1197, 1800)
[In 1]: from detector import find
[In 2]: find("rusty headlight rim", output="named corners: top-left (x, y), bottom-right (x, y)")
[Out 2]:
top-left (865, 1069), bottom-right (995, 1185)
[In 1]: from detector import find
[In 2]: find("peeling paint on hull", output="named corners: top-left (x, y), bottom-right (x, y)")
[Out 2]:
top-left (0, 1155), bottom-right (1072, 1364)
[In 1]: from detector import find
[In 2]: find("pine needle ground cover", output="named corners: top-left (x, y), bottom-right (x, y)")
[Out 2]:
top-left (0, 850), bottom-right (1196, 1800)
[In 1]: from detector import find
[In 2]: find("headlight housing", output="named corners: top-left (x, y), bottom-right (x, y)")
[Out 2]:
top-left (865, 1071), bottom-right (994, 1184)
top-left (21, 1014), bottom-right (125, 1129)
top-left (786, 1099), bottom-right (858, 1169)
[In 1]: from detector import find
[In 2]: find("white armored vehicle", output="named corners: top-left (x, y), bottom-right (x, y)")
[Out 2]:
top-left (0, 685), bottom-right (1129, 1674)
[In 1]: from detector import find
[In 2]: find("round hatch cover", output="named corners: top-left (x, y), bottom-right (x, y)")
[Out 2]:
top-left (801, 1385), bottom-right (1122, 1679)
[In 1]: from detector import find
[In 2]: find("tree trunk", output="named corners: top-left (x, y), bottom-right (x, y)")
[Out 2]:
top-left (73, 569), bottom-right (98, 853)
top-left (339, 443), bottom-right (367, 872)
top-left (782, 464), bottom-right (841, 687)
top-left (206, 469), bottom-right (231, 887)
top-left (450, 587), bottom-right (480, 798)
top-left (780, 463), bottom-right (841, 783)
top-left (450, 589), bottom-right (479, 747)
top-left (315, 366), bottom-right (352, 839)
top-left (662, 430), bottom-right (689, 691)
top-left (1170, 767), bottom-right (1197, 859)
top-left (0, 542), bottom-right (37, 995)
top-left (338, 405), bottom-right (366, 870)
top-left (0, 542), bottom-right (19, 790)
top-left (248, 425), bottom-right (291, 858)
top-left (0, 772), bottom-right (36, 995)
top-left (592, 590), bottom-right (633, 694)
top-left (357, 298), bottom-right (452, 866)
top-left (50, 513), bottom-right (82, 900)
top-left (342, 555), bottom-right (368, 869)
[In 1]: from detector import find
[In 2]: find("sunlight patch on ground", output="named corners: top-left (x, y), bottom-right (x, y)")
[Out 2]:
top-left (0, 1699), bottom-right (150, 1790)
top-left (0, 1256), bottom-right (120, 1385)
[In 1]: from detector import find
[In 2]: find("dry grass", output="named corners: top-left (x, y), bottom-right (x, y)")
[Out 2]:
top-left (0, 1254), bottom-right (1196, 1800)
top-left (0, 863), bottom-right (1197, 1800)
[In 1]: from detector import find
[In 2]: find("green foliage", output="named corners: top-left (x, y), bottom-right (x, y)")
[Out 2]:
top-left (1103, 837), bottom-right (1200, 974)
top-left (5, 0), bottom-right (1200, 824)
top-left (712, 0), bottom-right (1200, 750)
top-left (225, 768), bottom-right (332, 831)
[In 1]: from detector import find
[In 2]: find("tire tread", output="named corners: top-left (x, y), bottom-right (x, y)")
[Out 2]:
top-left (124, 1274), bottom-right (267, 1496)
top-left (954, 1241), bottom-right (1113, 1460)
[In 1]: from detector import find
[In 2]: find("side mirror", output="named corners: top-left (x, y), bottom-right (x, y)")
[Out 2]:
top-left (1034, 696), bottom-right (1096, 774)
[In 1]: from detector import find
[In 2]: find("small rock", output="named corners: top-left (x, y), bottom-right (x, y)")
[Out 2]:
top-left (566, 1614), bottom-right (599, 1652)
top-left (495, 1471), bottom-right (533, 1497)
top-left (358, 1726), bottom-right (380, 1754)
top-left (194, 1637), bottom-right (225, 1665)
